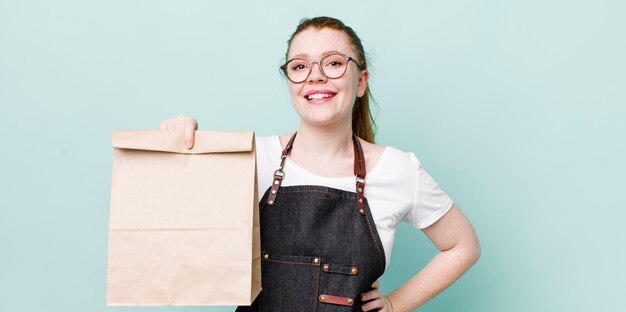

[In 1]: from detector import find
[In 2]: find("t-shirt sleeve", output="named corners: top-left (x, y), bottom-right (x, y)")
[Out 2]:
top-left (404, 155), bottom-right (454, 229)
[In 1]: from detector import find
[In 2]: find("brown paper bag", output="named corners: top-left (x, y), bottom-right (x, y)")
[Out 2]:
top-left (106, 130), bottom-right (261, 306)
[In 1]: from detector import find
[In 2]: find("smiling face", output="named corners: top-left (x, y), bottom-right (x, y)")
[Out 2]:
top-left (286, 27), bottom-right (369, 128)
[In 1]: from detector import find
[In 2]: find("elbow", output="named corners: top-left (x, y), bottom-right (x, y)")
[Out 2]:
top-left (445, 239), bottom-right (481, 268)
top-left (455, 237), bottom-right (481, 268)
top-left (466, 238), bottom-right (481, 267)
top-left (470, 242), bottom-right (481, 265)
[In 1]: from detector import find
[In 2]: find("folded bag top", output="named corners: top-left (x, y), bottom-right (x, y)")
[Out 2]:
top-left (112, 130), bottom-right (254, 154)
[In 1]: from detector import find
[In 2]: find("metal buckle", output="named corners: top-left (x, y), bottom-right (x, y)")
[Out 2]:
top-left (278, 155), bottom-right (288, 171)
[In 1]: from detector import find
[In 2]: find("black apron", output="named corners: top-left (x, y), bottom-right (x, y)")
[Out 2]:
top-left (237, 133), bottom-right (386, 311)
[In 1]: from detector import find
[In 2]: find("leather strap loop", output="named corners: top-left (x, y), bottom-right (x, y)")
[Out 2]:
top-left (352, 133), bottom-right (367, 215)
top-left (319, 294), bottom-right (355, 306)
top-left (267, 134), bottom-right (297, 206)
top-left (266, 170), bottom-right (284, 206)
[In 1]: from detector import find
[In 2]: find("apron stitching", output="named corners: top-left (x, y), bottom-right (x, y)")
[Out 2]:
top-left (363, 210), bottom-right (386, 275)
top-left (277, 189), bottom-right (357, 200)
top-left (314, 263), bottom-right (320, 312)
top-left (266, 259), bottom-right (320, 266)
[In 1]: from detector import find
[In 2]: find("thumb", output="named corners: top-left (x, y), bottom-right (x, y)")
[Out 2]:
top-left (184, 119), bottom-right (197, 149)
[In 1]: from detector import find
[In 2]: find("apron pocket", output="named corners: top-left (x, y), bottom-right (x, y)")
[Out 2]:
top-left (260, 252), bottom-right (321, 311)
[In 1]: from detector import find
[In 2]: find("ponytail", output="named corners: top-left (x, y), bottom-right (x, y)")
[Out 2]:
top-left (352, 86), bottom-right (376, 143)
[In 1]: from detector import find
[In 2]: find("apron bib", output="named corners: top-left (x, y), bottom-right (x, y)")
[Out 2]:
top-left (237, 133), bottom-right (386, 311)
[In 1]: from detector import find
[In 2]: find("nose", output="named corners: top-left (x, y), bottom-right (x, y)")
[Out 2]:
top-left (307, 61), bottom-right (327, 82)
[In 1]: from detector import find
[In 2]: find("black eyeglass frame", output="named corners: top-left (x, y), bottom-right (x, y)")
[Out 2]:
top-left (280, 53), bottom-right (364, 84)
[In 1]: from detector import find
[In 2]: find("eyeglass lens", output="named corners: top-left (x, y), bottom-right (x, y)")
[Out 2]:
top-left (285, 54), bottom-right (349, 83)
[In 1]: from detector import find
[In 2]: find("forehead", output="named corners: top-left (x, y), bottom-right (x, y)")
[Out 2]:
top-left (288, 28), bottom-right (357, 59)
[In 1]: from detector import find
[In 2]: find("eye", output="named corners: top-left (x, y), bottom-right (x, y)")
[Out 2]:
top-left (290, 61), bottom-right (308, 71)
top-left (323, 56), bottom-right (346, 67)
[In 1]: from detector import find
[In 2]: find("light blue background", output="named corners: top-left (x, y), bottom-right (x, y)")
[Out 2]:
top-left (1, 0), bottom-right (625, 311)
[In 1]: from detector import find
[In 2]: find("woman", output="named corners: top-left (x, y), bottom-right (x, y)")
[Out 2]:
top-left (160, 17), bottom-right (480, 312)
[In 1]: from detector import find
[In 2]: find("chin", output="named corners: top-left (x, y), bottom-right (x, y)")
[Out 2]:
top-left (293, 100), bottom-right (352, 127)
top-left (300, 112), bottom-right (351, 128)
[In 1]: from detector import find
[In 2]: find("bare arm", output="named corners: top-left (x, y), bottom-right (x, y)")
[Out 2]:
top-left (362, 204), bottom-right (480, 311)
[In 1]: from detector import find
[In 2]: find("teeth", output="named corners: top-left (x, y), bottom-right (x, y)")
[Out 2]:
top-left (307, 93), bottom-right (333, 100)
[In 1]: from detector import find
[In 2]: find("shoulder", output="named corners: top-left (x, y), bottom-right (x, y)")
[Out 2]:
top-left (367, 141), bottom-right (422, 174)
top-left (358, 139), bottom-right (386, 173)
top-left (358, 138), bottom-right (386, 159)
top-left (277, 132), bottom-right (297, 150)
top-left (255, 135), bottom-right (280, 153)
top-left (383, 145), bottom-right (421, 165)
top-left (347, 137), bottom-right (421, 174)
top-left (255, 135), bottom-right (278, 146)
top-left (255, 135), bottom-right (282, 170)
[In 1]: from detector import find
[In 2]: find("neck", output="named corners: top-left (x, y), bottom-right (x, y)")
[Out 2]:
top-left (292, 121), bottom-right (354, 159)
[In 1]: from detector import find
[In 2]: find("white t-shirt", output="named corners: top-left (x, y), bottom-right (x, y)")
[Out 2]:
top-left (255, 135), bottom-right (453, 266)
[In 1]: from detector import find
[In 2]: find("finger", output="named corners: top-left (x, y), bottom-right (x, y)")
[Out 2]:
top-left (371, 280), bottom-right (379, 289)
top-left (361, 298), bottom-right (384, 311)
top-left (361, 288), bottom-right (381, 302)
top-left (159, 121), bottom-right (167, 130)
top-left (184, 119), bottom-right (196, 149)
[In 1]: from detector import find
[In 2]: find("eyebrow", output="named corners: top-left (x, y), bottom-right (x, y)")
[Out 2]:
top-left (290, 50), bottom-right (346, 59)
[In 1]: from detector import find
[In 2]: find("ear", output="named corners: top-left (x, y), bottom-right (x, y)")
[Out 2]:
top-left (356, 69), bottom-right (369, 97)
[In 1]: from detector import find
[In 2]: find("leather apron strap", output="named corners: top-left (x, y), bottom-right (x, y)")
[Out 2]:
top-left (266, 132), bottom-right (368, 216)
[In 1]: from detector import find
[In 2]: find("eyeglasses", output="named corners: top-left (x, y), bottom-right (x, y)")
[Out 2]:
top-left (280, 53), bottom-right (363, 84)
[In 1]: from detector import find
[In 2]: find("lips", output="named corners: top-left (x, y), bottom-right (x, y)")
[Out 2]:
top-left (304, 89), bottom-right (337, 102)
top-left (307, 93), bottom-right (334, 100)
